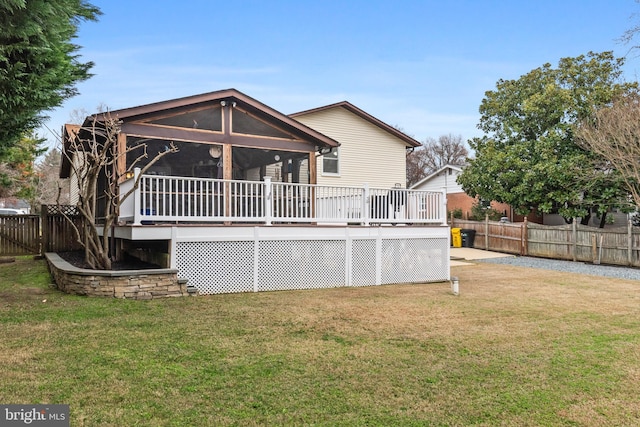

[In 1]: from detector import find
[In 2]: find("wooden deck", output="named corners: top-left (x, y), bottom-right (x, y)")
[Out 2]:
top-left (119, 169), bottom-right (447, 227)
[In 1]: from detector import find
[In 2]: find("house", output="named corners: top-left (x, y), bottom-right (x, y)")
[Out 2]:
top-left (58, 89), bottom-right (450, 295)
top-left (290, 101), bottom-right (421, 189)
top-left (410, 164), bottom-right (513, 221)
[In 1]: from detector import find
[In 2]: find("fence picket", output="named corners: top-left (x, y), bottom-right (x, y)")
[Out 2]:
top-left (452, 218), bottom-right (640, 268)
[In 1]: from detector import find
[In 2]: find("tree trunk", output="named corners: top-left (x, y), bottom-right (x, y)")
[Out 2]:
top-left (598, 212), bottom-right (608, 229)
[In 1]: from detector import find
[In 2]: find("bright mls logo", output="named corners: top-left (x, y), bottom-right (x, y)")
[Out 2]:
top-left (1, 405), bottom-right (69, 426)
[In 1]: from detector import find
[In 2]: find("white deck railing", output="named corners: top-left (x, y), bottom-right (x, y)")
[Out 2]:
top-left (119, 168), bottom-right (447, 226)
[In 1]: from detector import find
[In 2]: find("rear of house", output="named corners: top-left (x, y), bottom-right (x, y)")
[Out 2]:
top-left (291, 101), bottom-right (419, 189)
top-left (57, 89), bottom-right (451, 296)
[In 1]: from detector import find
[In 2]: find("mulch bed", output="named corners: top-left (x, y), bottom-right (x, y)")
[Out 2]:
top-left (57, 251), bottom-right (162, 271)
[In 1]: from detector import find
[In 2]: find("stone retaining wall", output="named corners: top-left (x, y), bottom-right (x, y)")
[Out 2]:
top-left (45, 253), bottom-right (190, 299)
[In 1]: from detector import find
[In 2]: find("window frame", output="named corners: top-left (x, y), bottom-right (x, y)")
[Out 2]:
top-left (322, 148), bottom-right (340, 176)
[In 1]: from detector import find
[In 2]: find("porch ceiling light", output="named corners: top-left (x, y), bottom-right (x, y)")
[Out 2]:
top-left (209, 145), bottom-right (222, 158)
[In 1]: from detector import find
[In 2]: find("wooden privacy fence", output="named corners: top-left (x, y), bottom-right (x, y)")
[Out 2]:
top-left (452, 218), bottom-right (640, 267)
top-left (0, 215), bottom-right (40, 256)
top-left (41, 205), bottom-right (84, 254)
top-left (0, 205), bottom-right (83, 256)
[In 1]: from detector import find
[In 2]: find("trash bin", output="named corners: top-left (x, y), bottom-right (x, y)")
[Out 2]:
top-left (461, 229), bottom-right (476, 248)
top-left (451, 228), bottom-right (462, 248)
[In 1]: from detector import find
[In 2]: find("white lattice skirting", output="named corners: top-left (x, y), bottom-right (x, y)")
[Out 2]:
top-left (171, 226), bottom-right (450, 295)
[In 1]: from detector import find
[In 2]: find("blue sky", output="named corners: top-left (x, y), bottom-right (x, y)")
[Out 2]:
top-left (41, 0), bottom-right (640, 149)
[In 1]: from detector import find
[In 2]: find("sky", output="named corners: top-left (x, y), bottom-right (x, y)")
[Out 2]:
top-left (40, 0), bottom-right (640, 150)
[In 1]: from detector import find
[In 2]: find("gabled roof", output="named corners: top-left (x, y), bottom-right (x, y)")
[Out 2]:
top-left (290, 101), bottom-right (421, 148)
top-left (410, 164), bottom-right (464, 189)
top-left (61, 89), bottom-right (342, 178)
top-left (91, 88), bottom-right (339, 149)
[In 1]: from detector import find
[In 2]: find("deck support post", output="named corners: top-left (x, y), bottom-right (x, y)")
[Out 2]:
top-left (264, 177), bottom-right (272, 226)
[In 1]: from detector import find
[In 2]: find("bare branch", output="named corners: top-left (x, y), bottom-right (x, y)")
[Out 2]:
top-left (406, 134), bottom-right (469, 187)
top-left (60, 112), bottom-right (179, 269)
top-left (576, 91), bottom-right (640, 207)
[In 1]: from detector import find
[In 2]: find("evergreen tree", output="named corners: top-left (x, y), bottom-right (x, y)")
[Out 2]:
top-left (0, 0), bottom-right (101, 157)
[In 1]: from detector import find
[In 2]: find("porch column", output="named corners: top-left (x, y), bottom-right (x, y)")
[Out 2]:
top-left (223, 144), bottom-right (233, 220)
top-left (116, 132), bottom-right (127, 179)
top-left (308, 152), bottom-right (317, 185)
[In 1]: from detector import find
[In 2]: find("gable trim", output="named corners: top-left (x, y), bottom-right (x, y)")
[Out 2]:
top-left (290, 101), bottom-right (421, 148)
top-left (410, 164), bottom-right (464, 189)
top-left (93, 88), bottom-right (339, 149)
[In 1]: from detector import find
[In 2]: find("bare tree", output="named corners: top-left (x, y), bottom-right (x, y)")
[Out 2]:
top-left (576, 92), bottom-right (640, 208)
top-left (406, 147), bottom-right (430, 188)
top-left (620, 0), bottom-right (640, 53)
top-left (63, 113), bottom-right (178, 269)
top-left (34, 147), bottom-right (70, 206)
top-left (406, 134), bottom-right (468, 187)
top-left (67, 103), bottom-right (109, 125)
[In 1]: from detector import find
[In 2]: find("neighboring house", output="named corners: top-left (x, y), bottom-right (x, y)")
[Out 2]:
top-left (290, 101), bottom-right (421, 189)
top-left (410, 164), bottom-right (514, 221)
top-left (57, 88), bottom-right (450, 295)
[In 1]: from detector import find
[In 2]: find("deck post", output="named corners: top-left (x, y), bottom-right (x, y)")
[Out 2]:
top-left (375, 231), bottom-right (383, 285)
top-left (133, 168), bottom-right (141, 225)
top-left (440, 188), bottom-right (447, 225)
top-left (223, 144), bottom-right (232, 224)
top-left (253, 227), bottom-right (260, 291)
top-left (362, 183), bottom-right (370, 226)
top-left (264, 177), bottom-right (272, 226)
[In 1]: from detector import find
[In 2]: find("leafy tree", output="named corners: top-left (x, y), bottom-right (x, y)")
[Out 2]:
top-left (407, 133), bottom-right (468, 187)
top-left (0, 0), bottom-right (101, 156)
top-left (458, 52), bottom-right (637, 226)
top-left (0, 132), bottom-right (46, 200)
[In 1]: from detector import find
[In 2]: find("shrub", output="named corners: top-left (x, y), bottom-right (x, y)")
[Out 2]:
top-left (449, 208), bottom-right (463, 219)
top-left (469, 201), bottom-right (503, 221)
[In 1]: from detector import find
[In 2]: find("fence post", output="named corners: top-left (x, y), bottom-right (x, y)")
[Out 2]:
top-left (572, 219), bottom-right (577, 262)
top-left (521, 217), bottom-right (527, 256)
top-left (484, 214), bottom-right (489, 250)
top-left (40, 205), bottom-right (48, 256)
top-left (628, 219), bottom-right (633, 266)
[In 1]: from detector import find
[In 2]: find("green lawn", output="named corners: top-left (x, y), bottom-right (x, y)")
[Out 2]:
top-left (1, 256), bottom-right (640, 426)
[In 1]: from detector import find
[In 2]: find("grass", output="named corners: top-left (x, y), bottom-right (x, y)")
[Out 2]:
top-left (2, 257), bottom-right (640, 426)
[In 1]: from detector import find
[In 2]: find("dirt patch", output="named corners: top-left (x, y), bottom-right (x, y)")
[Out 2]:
top-left (57, 251), bottom-right (161, 271)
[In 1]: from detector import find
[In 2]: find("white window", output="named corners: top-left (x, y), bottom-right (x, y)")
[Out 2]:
top-left (323, 148), bottom-right (339, 175)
